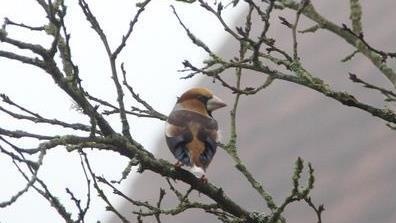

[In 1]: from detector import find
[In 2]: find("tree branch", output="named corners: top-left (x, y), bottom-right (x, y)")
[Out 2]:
top-left (275, 0), bottom-right (396, 88)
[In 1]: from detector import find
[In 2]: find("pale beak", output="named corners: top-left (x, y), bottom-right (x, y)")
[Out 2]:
top-left (206, 95), bottom-right (227, 111)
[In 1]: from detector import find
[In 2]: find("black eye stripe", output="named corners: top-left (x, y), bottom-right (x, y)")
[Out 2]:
top-left (197, 95), bottom-right (211, 103)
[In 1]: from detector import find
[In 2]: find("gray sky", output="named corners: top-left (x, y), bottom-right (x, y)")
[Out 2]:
top-left (0, 1), bottom-right (243, 222)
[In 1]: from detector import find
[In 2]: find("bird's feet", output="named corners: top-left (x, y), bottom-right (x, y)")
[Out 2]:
top-left (174, 161), bottom-right (183, 169)
top-left (199, 175), bottom-right (208, 184)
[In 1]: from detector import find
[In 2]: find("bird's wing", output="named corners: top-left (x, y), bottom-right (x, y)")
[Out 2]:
top-left (165, 128), bottom-right (193, 166)
top-left (165, 111), bottom-right (193, 166)
top-left (166, 110), bottom-right (218, 167)
top-left (197, 120), bottom-right (218, 168)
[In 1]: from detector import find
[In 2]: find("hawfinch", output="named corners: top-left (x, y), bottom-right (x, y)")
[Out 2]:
top-left (165, 88), bottom-right (226, 182)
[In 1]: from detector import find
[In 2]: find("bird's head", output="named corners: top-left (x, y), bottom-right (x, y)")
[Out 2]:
top-left (177, 88), bottom-right (226, 116)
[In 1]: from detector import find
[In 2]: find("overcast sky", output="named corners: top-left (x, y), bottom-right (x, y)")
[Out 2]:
top-left (0, 1), bottom-right (243, 222)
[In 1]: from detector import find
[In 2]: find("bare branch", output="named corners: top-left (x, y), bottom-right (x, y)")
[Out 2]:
top-left (275, 0), bottom-right (396, 87)
top-left (3, 17), bottom-right (45, 31)
top-left (0, 137), bottom-right (39, 169)
top-left (0, 34), bottom-right (48, 56)
top-left (292, 0), bottom-right (310, 60)
top-left (0, 104), bottom-right (98, 134)
top-left (121, 63), bottom-right (167, 121)
top-left (0, 127), bottom-right (56, 140)
top-left (171, 5), bottom-right (218, 57)
top-left (349, 0), bottom-right (363, 34)
top-left (269, 158), bottom-right (322, 223)
top-left (0, 50), bottom-right (45, 67)
top-left (223, 61), bottom-right (396, 124)
top-left (78, 0), bottom-right (111, 55)
top-left (81, 151), bottom-right (130, 223)
top-left (349, 73), bottom-right (396, 101)
top-left (78, 0), bottom-right (134, 140)
top-left (341, 24), bottom-right (396, 62)
top-left (0, 145), bottom-right (46, 208)
top-left (21, 167), bottom-right (75, 223)
top-left (197, 0), bottom-right (242, 41)
top-left (4, 1), bottom-right (393, 222)
top-left (85, 92), bottom-right (119, 111)
top-left (112, 0), bottom-right (152, 58)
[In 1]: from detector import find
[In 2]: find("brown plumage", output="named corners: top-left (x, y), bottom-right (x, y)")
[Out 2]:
top-left (165, 88), bottom-right (226, 181)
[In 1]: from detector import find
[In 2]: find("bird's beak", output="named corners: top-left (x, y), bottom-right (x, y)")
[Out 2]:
top-left (207, 95), bottom-right (227, 111)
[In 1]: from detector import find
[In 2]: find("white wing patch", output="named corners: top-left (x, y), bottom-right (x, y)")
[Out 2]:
top-left (165, 122), bottom-right (177, 137)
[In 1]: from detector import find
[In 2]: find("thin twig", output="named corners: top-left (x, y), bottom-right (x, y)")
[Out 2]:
top-left (292, 0), bottom-right (310, 60)
top-left (3, 17), bottom-right (45, 31)
top-left (349, 73), bottom-right (396, 101)
top-left (0, 147), bottom-right (45, 207)
top-left (81, 151), bottom-right (130, 223)
top-left (0, 105), bottom-right (98, 134)
top-left (171, 5), bottom-right (218, 57)
top-left (120, 63), bottom-right (167, 120)
top-left (112, 0), bottom-right (152, 58)
top-left (341, 24), bottom-right (396, 62)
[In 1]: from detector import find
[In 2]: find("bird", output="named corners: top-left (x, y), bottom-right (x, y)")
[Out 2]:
top-left (165, 87), bottom-right (226, 182)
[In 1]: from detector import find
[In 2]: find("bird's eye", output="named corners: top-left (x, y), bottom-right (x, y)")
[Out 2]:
top-left (197, 95), bottom-right (210, 104)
